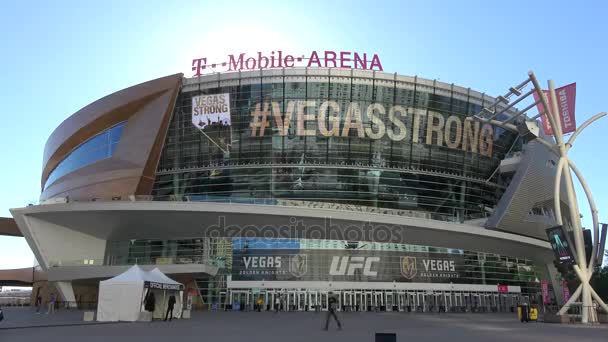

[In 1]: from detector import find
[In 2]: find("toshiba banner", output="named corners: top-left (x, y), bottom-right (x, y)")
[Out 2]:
top-left (533, 83), bottom-right (577, 135)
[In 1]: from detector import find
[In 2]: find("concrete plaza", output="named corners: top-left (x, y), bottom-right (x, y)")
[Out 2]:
top-left (1, 307), bottom-right (606, 342)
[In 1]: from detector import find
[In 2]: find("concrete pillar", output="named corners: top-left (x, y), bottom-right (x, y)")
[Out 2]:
top-left (54, 281), bottom-right (77, 308)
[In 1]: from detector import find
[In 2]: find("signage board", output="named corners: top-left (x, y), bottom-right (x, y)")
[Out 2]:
top-left (533, 83), bottom-right (577, 135)
top-left (562, 280), bottom-right (571, 302)
top-left (192, 50), bottom-right (383, 76)
top-left (145, 281), bottom-right (183, 291)
top-left (247, 102), bottom-right (496, 157)
top-left (231, 247), bottom-right (464, 283)
top-left (192, 93), bottom-right (231, 129)
top-left (541, 280), bottom-right (550, 304)
top-left (545, 226), bottom-right (575, 265)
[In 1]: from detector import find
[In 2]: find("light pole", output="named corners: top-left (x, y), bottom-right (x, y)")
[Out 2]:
top-left (474, 71), bottom-right (608, 323)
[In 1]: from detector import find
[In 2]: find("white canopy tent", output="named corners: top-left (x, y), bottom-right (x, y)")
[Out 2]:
top-left (97, 265), bottom-right (184, 322)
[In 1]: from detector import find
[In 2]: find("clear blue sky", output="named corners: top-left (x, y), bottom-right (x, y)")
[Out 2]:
top-left (1, 0), bottom-right (607, 269)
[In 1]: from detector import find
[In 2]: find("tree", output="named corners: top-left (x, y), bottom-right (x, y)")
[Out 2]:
top-left (591, 265), bottom-right (608, 302)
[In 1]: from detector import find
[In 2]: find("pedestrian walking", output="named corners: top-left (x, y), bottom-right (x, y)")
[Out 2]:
top-left (164, 295), bottom-right (176, 321)
top-left (275, 295), bottom-right (281, 313)
top-left (323, 295), bottom-right (342, 331)
top-left (47, 293), bottom-right (56, 314)
top-left (520, 302), bottom-right (530, 323)
top-left (35, 295), bottom-right (42, 313)
top-left (256, 297), bottom-right (263, 312)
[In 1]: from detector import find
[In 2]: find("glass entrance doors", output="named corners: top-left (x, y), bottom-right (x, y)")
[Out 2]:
top-left (227, 289), bottom-right (524, 313)
top-left (229, 290), bottom-right (250, 311)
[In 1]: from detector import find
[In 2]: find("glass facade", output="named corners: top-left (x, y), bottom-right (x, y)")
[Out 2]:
top-left (44, 121), bottom-right (126, 189)
top-left (152, 71), bottom-right (518, 222)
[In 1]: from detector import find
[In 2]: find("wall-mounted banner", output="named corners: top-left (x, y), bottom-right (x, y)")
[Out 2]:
top-left (248, 101), bottom-right (495, 157)
top-left (231, 248), bottom-right (464, 283)
top-left (533, 83), bottom-right (577, 135)
top-left (541, 280), bottom-right (550, 304)
top-left (192, 93), bottom-right (231, 129)
top-left (192, 51), bottom-right (383, 76)
top-left (145, 281), bottom-right (183, 291)
top-left (562, 280), bottom-right (571, 302)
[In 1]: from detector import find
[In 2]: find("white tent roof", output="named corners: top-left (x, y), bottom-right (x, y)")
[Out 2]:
top-left (101, 265), bottom-right (150, 284)
top-left (147, 268), bottom-right (182, 286)
top-left (100, 265), bottom-right (183, 286)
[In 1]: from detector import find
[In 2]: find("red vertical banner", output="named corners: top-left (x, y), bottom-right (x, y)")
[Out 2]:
top-left (541, 280), bottom-right (550, 304)
top-left (562, 280), bottom-right (571, 302)
top-left (533, 82), bottom-right (577, 135)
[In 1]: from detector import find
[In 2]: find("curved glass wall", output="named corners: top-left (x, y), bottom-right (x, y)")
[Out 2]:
top-left (44, 121), bottom-right (126, 189)
top-left (152, 71), bottom-right (518, 221)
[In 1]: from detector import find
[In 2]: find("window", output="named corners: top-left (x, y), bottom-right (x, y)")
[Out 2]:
top-left (44, 121), bottom-right (126, 189)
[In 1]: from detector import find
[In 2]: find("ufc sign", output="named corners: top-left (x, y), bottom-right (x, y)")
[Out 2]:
top-left (329, 256), bottom-right (380, 276)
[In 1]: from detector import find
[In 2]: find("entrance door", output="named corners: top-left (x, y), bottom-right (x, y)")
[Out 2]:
top-left (463, 293), bottom-right (471, 312)
top-left (309, 291), bottom-right (318, 311)
top-left (424, 292), bottom-right (436, 312)
top-left (266, 291), bottom-right (277, 311)
top-left (320, 291), bottom-right (329, 311)
top-left (230, 290), bottom-right (250, 311)
top-left (452, 292), bottom-right (463, 312)
top-left (418, 292), bottom-right (427, 312)
top-left (407, 292), bottom-right (417, 312)
top-left (372, 292), bottom-right (383, 311)
top-left (353, 291), bottom-right (362, 311)
top-left (492, 294), bottom-right (499, 312)
top-left (364, 292), bottom-right (373, 311)
top-left (297, 291), bottom-right (307, 311)
top-left (472, 293), bottom-right (480, 312)
top-left (443, 292), bottom-right (451, 312)
top-left (386, 292), bottom-right (394, 311)
top-left (342, 291), bottom-right (353, 312)
top-left (286, 290), bottom-right (302, 311)
top-left (396, 292), bottom-right (406, 312)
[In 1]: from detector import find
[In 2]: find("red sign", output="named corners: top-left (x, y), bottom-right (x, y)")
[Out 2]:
top-left (497, 284), bottom-right (508, 293)
top-left (541, 280), bottom-right (550, 304)
top-left (533, 83), bottom-right (577, 135)
top-left (192, 50), bottom-right (383, 77)
top-left (562, 280), bottom-right (571, 302)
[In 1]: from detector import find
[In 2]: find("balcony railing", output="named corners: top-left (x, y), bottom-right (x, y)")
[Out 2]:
top-left (38, 195), bottom-right (490, 224)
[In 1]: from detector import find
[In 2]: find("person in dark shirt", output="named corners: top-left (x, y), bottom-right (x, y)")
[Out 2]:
top-left (324, 295), bottom-right (342, 331)
top-left (35, 295), bottom-right (42, 313)
top-left (165, 295), bottom-right (177, 321)
top-left (144, 292), bottom-right (156, 312)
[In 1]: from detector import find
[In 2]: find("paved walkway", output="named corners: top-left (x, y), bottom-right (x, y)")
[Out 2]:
top-left (0, 307), bottom-right (109, 329)
top-left (1, 308), bottom-right (607, 342)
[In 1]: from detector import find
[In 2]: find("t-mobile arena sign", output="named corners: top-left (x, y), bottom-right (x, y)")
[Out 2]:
top-left (192, 50), bottom-right (383, 76)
